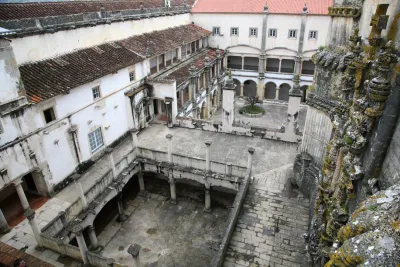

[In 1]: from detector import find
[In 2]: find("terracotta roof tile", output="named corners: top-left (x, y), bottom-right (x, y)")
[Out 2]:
top-left (0, 242), bottom-right (55, 267)
top-left (192, 0), bottom-right (333, 15)
top-left (121, 24), bottom-right (211, 57)
top-left (0, 0), bottom-right (196, 21)
top-left (19, 24), bottom-right (211, 103)
top-left (166, 48), bottom-right (224, 86)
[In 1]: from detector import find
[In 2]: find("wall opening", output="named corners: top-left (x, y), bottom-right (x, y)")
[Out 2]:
top-left (243, 80), bottom-right (257, 97)
top-left (279, 84), bottom-right (291, 101)
top-left (243, 57), bottom-right (259, 71)
top-left (264, 82), bottom-right (277, 99)
top-left (266, 58), bottom-right (279, 72)
top-left (301, 60), bottom-right (315, 75)
top-left (280, 59), bottom-right (295, 73)
top-left (227, 56), bottom-right (242, 70)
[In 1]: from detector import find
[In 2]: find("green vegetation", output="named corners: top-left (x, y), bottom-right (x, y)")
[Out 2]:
top-left (239, 105), bottom-right (265, 115)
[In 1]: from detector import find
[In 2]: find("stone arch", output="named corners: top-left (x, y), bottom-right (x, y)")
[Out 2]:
top-left (264, 82), bottom-right (277, 99)
top-left (233, 79), bottom-right (241, 96)
top-left (300, 85), bottom-right (309, 102)
top-left (279, 83), bottom-right (291, 101)
top-left (243, 80), bottom-right (257, 97)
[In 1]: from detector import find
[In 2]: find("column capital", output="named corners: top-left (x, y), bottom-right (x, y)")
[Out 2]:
top-left (71, 173), bottom-right (81, 182)
top-left (87, 225), bottom-right (95, 233)
top-left (166, 134), bottom-right (173, 140)
top-left (23, 208), bottom-right (35, 220)
top-left (205, 141), bottom-right (212, 147)
top-left (72, 225), bottom-right (84, 235)
top-left (13, 178), bottom-right (23, 186)
top-left (105, 147), bottom-right (114, 154)
top-left (128, 244), bottom-right (141, 257)
top-left (248, 147), bottom-right (256, 155)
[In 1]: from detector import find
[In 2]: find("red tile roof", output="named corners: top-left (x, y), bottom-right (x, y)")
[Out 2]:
top-left (0, 0), bottom-right (196, 21)
top-left (192, 0), bottom-right (333, 15)
top-left (0, 242), bottom-right (55, 267)
top-left (19, 24), bottom-right (211, 103)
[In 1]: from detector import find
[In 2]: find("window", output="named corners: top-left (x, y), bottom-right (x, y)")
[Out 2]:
top-left (43, 107), bottom-right (56, 124)
top-left (250, 28), bottom-right (258, 37)
top-left (288, 30), bottom-right (297, 38)
top-left (129, 71), bottom-right (135, 82)
top-left (92, 86), bottom-right (101, 100)
top-left (88, 128), bottom-right (104, 152)
top-left (309, 30), bottom-right (318, 39)
top-left (231, 27), bottom-right (239, 36)
top-left (213, 27), bottom-right (220, 35)
top-left (269, 29), bottom-right (277, 37)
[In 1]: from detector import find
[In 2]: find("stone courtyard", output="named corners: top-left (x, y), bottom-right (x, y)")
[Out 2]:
top-left (100, 179), bottom-right (232, 267)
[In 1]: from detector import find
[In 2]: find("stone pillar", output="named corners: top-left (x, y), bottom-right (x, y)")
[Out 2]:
top-left (189, 65), bottom-right (198, 118)
top-left (226, 162), bottom-right (232, 176)
top-left (216, 49), bottom-right (222, 76)
top-left (295, 56), bottom-right (302, 75)
top-left (138, 172), bottom-right (145, 191)
top-left (240, 84), bottom-right (244, 97)
top-left (241, 56), bottom-right (245, 70)
top-left (287, 74), bottom-right (303, 139)
top-left (205, 57), bottom-right (211, 119)
top-left (24, 208), bottom-right (43, 247)
top-left (72, 226), bottom-right (89, 265)
top-left (14, 178), bottom-right (30, 211)
top-left (297, 4), bottom-right (308, 58)
top-left (204, 188), bottom-right (211, 211)
top-left (128, 244), bottom-right (142, 267)
top-left (278, 59), bottom-right (282, 73)
top-left (87, 225), bottom-right (101, 252)
top-left (181, 90), bottom-right (185, 107)
top-left (105, 147), bottom-right (117, 179)
top-left (247, 148), bottom-right (255, 174)
top-left (275, 87), bottom-right (280, 100)
top-left (0, 208), bottom-right (10, 234)
top-left (166, 134), bottom-right (173, 163)
top-left (117, 195), bottom-right (127, 222)
top-left (169, 178), bottom-right (177, 204)
top-left (164, 97), bottom-right (173, 128)
top-left (222, 69), bottom-right (236, 128)
top-left (205, 141), bottom-right (212, 172)
top-left (72, 174), bottom-right (87, 209)
top-left (131, 128), bottom-right (139, 149)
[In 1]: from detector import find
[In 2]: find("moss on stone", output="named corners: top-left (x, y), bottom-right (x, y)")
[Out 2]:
top-left (239, 105), bottom-right (265, 115)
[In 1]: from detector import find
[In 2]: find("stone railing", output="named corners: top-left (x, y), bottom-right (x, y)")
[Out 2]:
top-left (210, 170), bottom-right (251, 267)
top-left (0, 6), bottom-right (191, 37)
top-left (137, 146), bottom-right (248, 178)
top-left (328, 6), bottom-right (361, 18)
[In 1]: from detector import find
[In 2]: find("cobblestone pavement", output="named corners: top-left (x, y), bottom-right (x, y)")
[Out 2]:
top-left (223, 164), bottom-right (310, 267)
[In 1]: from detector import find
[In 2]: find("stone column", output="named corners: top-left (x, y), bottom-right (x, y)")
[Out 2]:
top-left (169, 178), bottom-right (177, 204)
top-left (131, 128), bottom-right (139, 149)
top-left (166, 134), bottom-right (173, 163)
top-left (205, 141), bottom-right (212, 172)
top-left (105, 147), bottom-right (117, 179)
top-left (117, 195), bottom-right (127, 222)
top-left (240, 84), bottom-right (244, 97)
top-left (259, 4), bottom-right (269, 78)
top-left (297, 4), bottom-right (308, 59)
top-left (181, 90), bottom-right (185, 107)
top-left (87, 225), bottom-right (101, 252)
top-left (295, 56), bottom-right (302, 75)
top-left (204, 187), bottom-right (211, 211)
top-left (241, 56), bottom-right (245, 70)
top-left (72, 226), bottom-right (89, 265)
top-left (222, 70), bottom-right (236, 128)
top-left (138, 172), bottom-right (145, 191)
top-left (128, 244), bottom-right (142, 267)
top-left (24, 208), bottom-right (43, 247)
top-left (164, 97), bottom-right (173, 128)
top-left (226, 162), bottom-right (232, 176)
top-left (275, 87), bottom-right (280, 100)
top-left (247, 148), bottom-right (255, 174)
top-left (0, 208), bottom-right (10, 234)
top-left (278, 59), bottom-right (282, 73)
top-left (216, 49), bottom-right (222, 76)
top-left (205, 57), bottom-right (211, 118)
top-left (287, 74), bottom-right (303, 140)
top-left (14, 178), bottom-right (30, 211)
top-left (71, 174), bottom-right (87, 209)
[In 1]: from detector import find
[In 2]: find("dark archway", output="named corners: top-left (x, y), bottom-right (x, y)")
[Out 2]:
top-left (264, 82), bottom-right (277, 99)
top-left (300, 85), bottom-right (309, 102)
top-left (243, 57), bottom-right (259, 71)
top-left (233, 79), bottom-right (241, 96)
top-left (279, 83), bottom-right (291, 101)
top-left (243, 80), bottom-right (257, 97)
top-left (227, 56), bottom-right (242, 70)
top-left (266, 58), bottom-right (279, 72)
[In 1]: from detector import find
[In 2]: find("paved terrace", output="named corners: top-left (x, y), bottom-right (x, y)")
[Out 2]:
top-left (1, 124), bottom-right (309, 267)
top-left (210, 99), bottom-right (308, 131)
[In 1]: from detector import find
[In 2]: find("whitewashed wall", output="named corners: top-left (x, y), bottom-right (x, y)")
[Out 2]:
top-left (11, 13), bottom-right (191, 64)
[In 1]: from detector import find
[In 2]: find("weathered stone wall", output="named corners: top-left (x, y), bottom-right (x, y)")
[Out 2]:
top-left (380, 116), bottom-right (400, 188)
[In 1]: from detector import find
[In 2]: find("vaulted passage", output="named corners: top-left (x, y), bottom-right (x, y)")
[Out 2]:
top-left (243, 80), bottom-right (257, 97)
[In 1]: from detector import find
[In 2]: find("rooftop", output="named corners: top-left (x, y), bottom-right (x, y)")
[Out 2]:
top-left (19, 24), bottom-right (211, 103)
top-left (192, 0), bottom-right (333, 15)
top-left (0, 0), bottom-right (196, 21)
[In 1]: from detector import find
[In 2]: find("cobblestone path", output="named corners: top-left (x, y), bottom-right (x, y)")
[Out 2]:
top-left (223, 164), bottom-right (310, 267)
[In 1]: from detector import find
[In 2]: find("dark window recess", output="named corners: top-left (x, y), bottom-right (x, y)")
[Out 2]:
top-left (43, 107), bottom-right (56, 124)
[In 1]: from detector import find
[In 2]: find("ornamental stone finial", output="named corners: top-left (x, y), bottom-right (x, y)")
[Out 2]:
top-left (302, 3), bottom-right (308, 14)
top-left (264, 1), bottom-right (269, 12)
